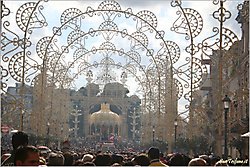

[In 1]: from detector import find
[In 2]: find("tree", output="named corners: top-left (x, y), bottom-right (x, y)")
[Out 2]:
top-left (190, 136), bottom-right (210, 155)
top-left (175, 136), bottom-right (210, 155)
top-left (175, 137), bottom-right (190, 154)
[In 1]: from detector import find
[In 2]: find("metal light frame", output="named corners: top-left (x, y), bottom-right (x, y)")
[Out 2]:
top-left (1, 0), bottom-right (240, 149)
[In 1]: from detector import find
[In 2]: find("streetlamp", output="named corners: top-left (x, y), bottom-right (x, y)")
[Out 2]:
top-left (152, 126), bottom-right (155, 145)
top-left (47, 122), bottom-right (50, 146)
top-left (222, 95), bottom-right (231, 159)
top-left (174, 119), bottom-right (178, 151)
top-left (21, 110), bottom-right (25, 131)
top-left (61, 127), bottom-right (63, 138)
top-left (59, 127), bottom-right (63, 150)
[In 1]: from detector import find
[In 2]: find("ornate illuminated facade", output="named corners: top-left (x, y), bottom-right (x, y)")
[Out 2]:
top-left (68, 81), bottom-right (141, 141)
top-left (89, 103), bottom-right (121, 139)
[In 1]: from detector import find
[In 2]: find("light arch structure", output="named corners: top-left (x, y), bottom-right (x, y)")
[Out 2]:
top-left (35, 0), bottom-right (179, 143)
top-left (1, 0), bottom-right (211, 151)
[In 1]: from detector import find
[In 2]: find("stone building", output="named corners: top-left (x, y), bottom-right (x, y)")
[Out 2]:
top-left (1, 83), bottom-right (33, 131)
top-left (193, 0), bottom-right (249, 158)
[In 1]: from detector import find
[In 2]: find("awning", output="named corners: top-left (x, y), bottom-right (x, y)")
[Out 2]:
top-left (241, 132), bottom-right (250, 137)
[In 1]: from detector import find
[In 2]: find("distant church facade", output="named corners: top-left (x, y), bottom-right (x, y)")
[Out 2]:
top-left (69, 82), bottom-right (141, 141)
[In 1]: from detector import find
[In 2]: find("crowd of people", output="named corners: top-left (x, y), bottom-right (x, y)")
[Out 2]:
top-left (1, 131), bottom-right (249, 166)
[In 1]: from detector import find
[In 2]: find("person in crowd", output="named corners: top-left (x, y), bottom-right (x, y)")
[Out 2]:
top-left (93, 153), bottom-right (112, 166)
top-left (82, 161), bottom-right (96, 166)
top-left (82, 153), bottom-right (94, 163)
top-left (132, 153), bottom-right (150, 166)
top-left (123, 161), bottom-right (134, 166)
top-left (159, 152), bottom-right (168, 165)
top-left (148, 147), bottom-right (168, 166)
top-left (209, 155), bottom-right (221, 166)
top-left (188, 157), bottom-right (207, 166)
top-left (63, 151), bottom-right (74, 166)
top-left (1, 131), bottom-right (29, 166)
top-left (199, 154), bottom-right (211, 166)
top-left (74, 159), bottom-right (84, 166)
top-left (1, 153), bottom-right (11, 164)
top-left (39, 156), bottom-right (46, 166)
top-left (111, 154), bottom-right (124, 165)
top-left (167, 153), bottom-right (191, 166)
top-left (47, 152), bottom-right (64, 166)
top-left (13, 145), bottom-right (40, 166)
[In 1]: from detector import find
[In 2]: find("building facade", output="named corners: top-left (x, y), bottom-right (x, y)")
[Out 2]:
top-left (194, 0), bottom-right (249, 158)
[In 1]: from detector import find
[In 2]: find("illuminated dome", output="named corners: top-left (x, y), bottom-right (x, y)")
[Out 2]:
top-left (90, 103), bottom-right (120, 125)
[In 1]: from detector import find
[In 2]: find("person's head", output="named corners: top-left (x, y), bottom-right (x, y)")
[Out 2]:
top-left (47, 152), bottom-right (65, 166)
top-left (111, 154), bottom-right (124, 165)
top-left (188, 157), bottom-right (207, 166)
top-left (14, 145), bottom-right (40, 166)
top-left (93, 154), bottom-right (112, 166)
top-left (12, 131), bottom-right (29, 150)
top-left (82, 161), bottom-right (96, 166)
top-left (148, 147), bottom-right (160, 160)
top-left (82, 153), bottom-right (94, 163)
top-left (168, 153), bottom-right (187, 166)
top-left (199, 154), bottom-right (210, 165)
top-left (133, 154), bottom-right (150, 166)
